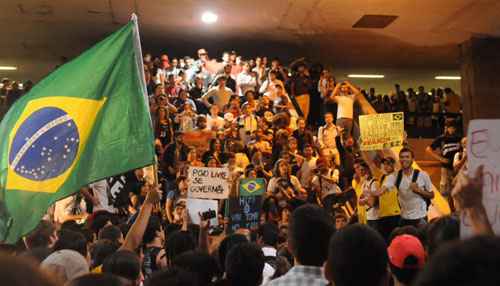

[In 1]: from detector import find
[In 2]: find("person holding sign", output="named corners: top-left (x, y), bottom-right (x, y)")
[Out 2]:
top-left (379, 148), bottom-right (433, 227)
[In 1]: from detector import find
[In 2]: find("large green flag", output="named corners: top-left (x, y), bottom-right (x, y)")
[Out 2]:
top-left (0, 15), bottom-right (155, 243)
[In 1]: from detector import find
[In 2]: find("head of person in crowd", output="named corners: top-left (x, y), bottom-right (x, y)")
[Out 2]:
top-left (245, 164), bottom-right (257, 178)
top-left (388, 234), bottom-right (426, 286)
top-left (41, 249), bottom-right (90, 283)
top-left (145, 267), bottom-right (197, 286)
top-left (335, 212), bottom-right (348, 230)
top-left (165, 230), bottom-right (196, 266)
top-left (389, 226), bottom-right (423, 244)
top-left (143, 215), bottom-right (165, 247)
top-left (399, 147), bottom-right (415, 170)
top-left (444, 118), bottom-right (457, 136)
top-left (98, 225), bottom-right (124, 245)
top-left (197, 48), bottom-right (208, 62)
top-left (53, 229), bottom-right (89, 261)
top-left (257, 222), bottom-right (280, 249)
top-left (218, 234), bottom-right (249, 273)
top-left (0, 254), bottom-right (58, 286)
top-left (288, 204), bottom-right (334, 267)
top-left (426, 215), bottom-right (460, 257)
top-left (24, 220), bottom-right (57, 250)
top-left (103, 250), bottom-right (142, 286)
top-left (326, 224), bottom-right (388, 286)
top-left (90, 239), bottom-right (120, 269)
top-left (222, 51), bottom-right (230, 63)
top-left (216, 75), bottom-right (227, 88)
top-left (415, 236), bottom-right (500, 286)
top-left (273, 159), bottom-right (290, 179)
top-left (196, 115), bottom-right (207, 130)
top-left (160, 54), bottom-right (170, 69)
top-left (382, 157), bottom-right (396, 174)
top-left (324, 112), bottom-right (334, 125)
top-left (173, 250), bottom-right (221, 285)
top-left (225, 242), bottom-right (265, 286)
top-left (67, 273), bottom-right (128, 286)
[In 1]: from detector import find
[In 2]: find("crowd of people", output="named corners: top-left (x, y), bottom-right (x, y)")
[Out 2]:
top-left (1, 49), bottom-right (493, 286)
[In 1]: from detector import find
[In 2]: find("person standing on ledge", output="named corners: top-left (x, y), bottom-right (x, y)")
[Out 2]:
top-left (327, 81), bottom-right (360, 145)
top-left (290, 63), bottom-right (312, 121)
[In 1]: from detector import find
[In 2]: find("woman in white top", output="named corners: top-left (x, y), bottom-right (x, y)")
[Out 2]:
top-left (259, 70), bottom-right (285, 101)
top-left (267, 159), bottom-right (306, 206)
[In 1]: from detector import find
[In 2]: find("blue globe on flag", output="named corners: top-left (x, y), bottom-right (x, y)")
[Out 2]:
top-left (8, 107), bottom-right (80, 181)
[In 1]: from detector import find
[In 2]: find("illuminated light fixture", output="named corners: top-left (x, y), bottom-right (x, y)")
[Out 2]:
top-left (0, 66), bottom-right (17, 70)
top-left (348, 74), bottom-right (384, 79)
top-left (435, 76), bottom-right (461, 80)
top-left (201, 11), bottom-right (218, 24)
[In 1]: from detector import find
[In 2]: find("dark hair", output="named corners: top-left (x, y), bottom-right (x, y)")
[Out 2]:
top-left (218, 234), bottom-right (249, 272)
top-left (399, 147), bottom-right (414, 158)
top-left (225, 243), bottom-right (265, 286)
top-left (90, 239), bottom-right (120, 268)
top-left (173, 250), bottom-right (221, 284)
top-left (145, 267), bottom-right (197, 286)
top-left (390, 256), bottom-right (420, 285)
top-left (165, 231), bottom-right (196, 266)
top-left (327, 224), bottom-right (388, 286)
top-left (257, 222), bottom-right (279, 247)
top-left (426, 215), bottom-right (460, 257)
top-left (143, 215), bottom-right (163, 245)
top-left (89, 211), bottom-right (112, 235)
top-left (289, 204), bottom-right (334, 266)
top-left (25, 220), bottom-right (55, 249)
top-left (66, 273), bottom-right (127, 286)
top-left (103, 250), bottom-right (141, 282)
top-left (0, 255), bottom-right (58, 286)
top-left (388, 226), bottom-right (423, 245)
top-left (415, 236), bottom-right (500, 286)
top-left (98, 225), bottom-right (123, 244)
top-left (53, 229), bottom-right (88, 258)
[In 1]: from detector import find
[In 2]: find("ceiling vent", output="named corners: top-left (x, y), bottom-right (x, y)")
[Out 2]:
top-left (353, 15), bottom-right (398, 29)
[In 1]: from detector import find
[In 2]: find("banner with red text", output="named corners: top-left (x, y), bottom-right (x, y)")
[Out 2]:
top-left (359, 112), bottom-right (404, 151)
top-left (462, 120), bottom-right (500, 237)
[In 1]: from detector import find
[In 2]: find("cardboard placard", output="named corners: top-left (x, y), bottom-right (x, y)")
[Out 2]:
top-left (462, 120), bottom-right (500, 237)
top-left (186, 198), bottom-right (218, 226)
top-left (226, 195), bottom-right (262, 233)
top-left (188, 167), bottom-right (230, 199)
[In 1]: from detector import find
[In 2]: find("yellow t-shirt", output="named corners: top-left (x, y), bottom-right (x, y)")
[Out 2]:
top-left (378, 174), bottom-right (401, 218)
top-left (352, 178), bottom-right (367, 224)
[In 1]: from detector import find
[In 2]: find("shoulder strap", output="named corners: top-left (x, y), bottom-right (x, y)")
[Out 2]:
top-left (412, 169), bottom-right (420, 183)
top-left (395, 170), bottom-right (403, 190)
top-left (380, 174), bottom-right (386, 184)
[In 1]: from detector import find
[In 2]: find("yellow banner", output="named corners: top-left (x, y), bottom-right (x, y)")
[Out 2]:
top-left (359, 112), bottom-right (404, 151)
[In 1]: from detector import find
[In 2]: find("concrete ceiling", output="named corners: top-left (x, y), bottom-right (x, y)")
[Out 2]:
top-left (1, 0), bottom-right (500, 80)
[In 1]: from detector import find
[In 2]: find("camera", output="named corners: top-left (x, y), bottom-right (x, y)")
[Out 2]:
top-left (201, 209), bottom-right (216, 220)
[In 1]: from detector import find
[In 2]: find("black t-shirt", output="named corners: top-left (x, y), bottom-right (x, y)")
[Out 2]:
top-left (430, 135), bottom-right (461, 169)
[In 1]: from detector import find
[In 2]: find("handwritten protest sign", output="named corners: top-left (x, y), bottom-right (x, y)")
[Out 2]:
top-left (226, 195), bottom-right (262, 233)
top-left (239, 178), bottom-right (266, 196)
top-left (359, 112), bottom-right (404, 151)
top-left (188, 167), bottom-right (230, 199)
top-left (186, 198), bottom-right (219, 226)
top-left (462, 120), bottom-right (500, 237)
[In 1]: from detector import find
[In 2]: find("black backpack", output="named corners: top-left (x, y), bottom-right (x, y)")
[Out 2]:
top-left (395, 169), bottom-right (431, 209)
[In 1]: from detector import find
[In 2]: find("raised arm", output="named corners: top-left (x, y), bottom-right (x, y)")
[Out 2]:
top-left (120, 185), bottom-right (161, 251)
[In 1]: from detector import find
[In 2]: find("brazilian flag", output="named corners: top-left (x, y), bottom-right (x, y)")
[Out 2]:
top-left (0, 15), bottom-right (155, 243)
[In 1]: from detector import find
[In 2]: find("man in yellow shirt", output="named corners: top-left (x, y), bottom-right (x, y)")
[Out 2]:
top-left (376, 157), bottom-right (401, 241)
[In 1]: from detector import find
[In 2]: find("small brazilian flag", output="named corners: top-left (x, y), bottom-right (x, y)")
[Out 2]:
top-left (0, 15), bottom-right (155, 243)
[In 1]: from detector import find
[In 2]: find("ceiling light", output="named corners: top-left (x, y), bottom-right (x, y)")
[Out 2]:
top-left (201, 11), bottom-right (218, 24)
top-left (435, 76), bottom-right (461, 80)
top-left (0, 66), bottom-right (17, 70)
top-left (348, 74), bottom-right (385, 79)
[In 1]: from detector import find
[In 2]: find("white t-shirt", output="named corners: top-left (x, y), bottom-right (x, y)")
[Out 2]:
top-left (236, 72), bottom-right (257, 97)
top-left (336, 95), bottom-right (355, 119)
top-left (89, 180), bottom-right (117, 214)
top-left (202, 87), bottom-right (233, 110)
top-left (267, 176), bottom-right (302, 195)
top-left (299, 157), bottom-right (317, 188)
top-left (363, 178), bottom-right (379, 221)
top-left (383, 170), bottom-right (433, 220)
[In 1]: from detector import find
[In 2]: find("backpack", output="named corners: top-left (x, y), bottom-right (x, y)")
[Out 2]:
top-left (395, 169), bottom-right (431, 209)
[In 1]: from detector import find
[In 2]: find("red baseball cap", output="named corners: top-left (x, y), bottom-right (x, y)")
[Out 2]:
top-left (388, 234), bottom-right (426, 269)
